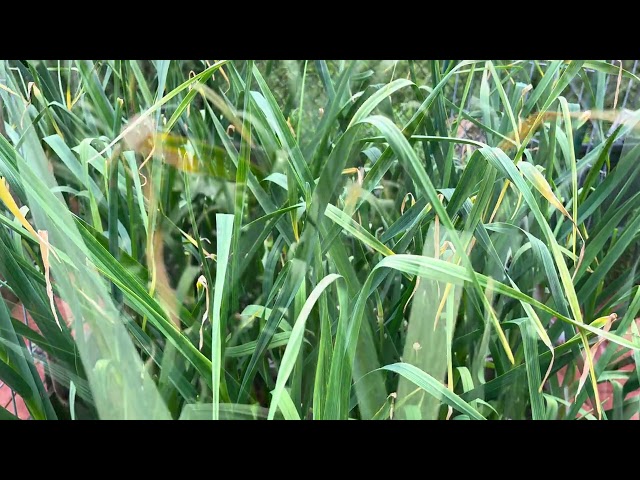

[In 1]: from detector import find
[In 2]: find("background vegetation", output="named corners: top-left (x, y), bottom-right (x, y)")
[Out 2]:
top-left (0, 60), bottom-right (639, 420)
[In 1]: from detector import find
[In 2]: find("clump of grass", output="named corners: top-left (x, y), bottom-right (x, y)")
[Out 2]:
top-left (0, 60), bottom-right (639, 420)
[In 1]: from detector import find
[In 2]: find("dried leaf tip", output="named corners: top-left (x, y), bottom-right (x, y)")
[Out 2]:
top-left (197, 275), bottom-right (210, 350)
top-left (38, 230), bottom-right (62, 331)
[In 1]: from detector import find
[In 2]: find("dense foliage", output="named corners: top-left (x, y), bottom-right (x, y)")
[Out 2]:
top-left (0, 60), bottom-right (639, 420)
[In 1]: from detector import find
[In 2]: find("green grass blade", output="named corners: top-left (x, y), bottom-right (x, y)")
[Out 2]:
top-left (378, 363), bottom-right (486, 420)
top-left (269, 273), bottom-right (342, 419)
top-left (211, 214), bottom-right (234, 420)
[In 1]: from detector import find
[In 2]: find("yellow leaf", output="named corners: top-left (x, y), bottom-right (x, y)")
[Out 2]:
top-left (178, 227), bottom-right (216, 260)
top-left (197, 275), bottom-right (210, 351)
top-left (0, 178), bottom-right (38, 237)
top-left (590, 313), bottom-right (617, 329)
top-left (0, 178), bottom-right (61, 261)
top-left (518, 161), bottom-right (572, 220)
top-left (38, 230), bottom-right (62, 331)
top-left (0, 83), bottom-right (19, 97)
